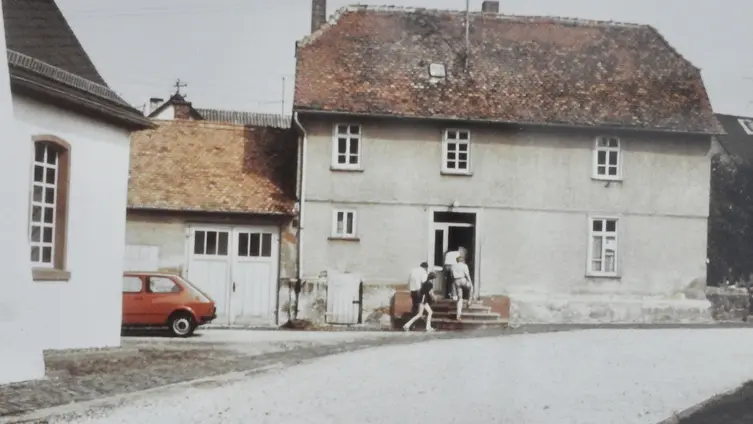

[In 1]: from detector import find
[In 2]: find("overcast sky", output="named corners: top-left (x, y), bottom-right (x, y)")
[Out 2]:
top-left (55, 0), bottom-right (753, 117)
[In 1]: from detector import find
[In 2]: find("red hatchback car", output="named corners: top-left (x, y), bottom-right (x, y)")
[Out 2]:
top-left (122, 272), bottom-right (216, 337)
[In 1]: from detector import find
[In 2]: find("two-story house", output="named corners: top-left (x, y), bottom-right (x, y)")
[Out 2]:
top-left (292, 1), bottom-right (722, 324)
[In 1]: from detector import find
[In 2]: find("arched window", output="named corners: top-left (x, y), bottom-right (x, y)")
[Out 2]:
top-left (29, 135), bottom-right (71, 281)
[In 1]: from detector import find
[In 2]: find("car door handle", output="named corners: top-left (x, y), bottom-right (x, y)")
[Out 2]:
top-left (232, 282), bottom-right (236, 293)
top-left (133, 296), bottom-right (143, 300)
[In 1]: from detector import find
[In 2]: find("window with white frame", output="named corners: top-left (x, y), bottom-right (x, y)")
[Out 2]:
top-left (332, 210), bottom-right (357, 238)
top-left (332, 124), bottom-right (361, 169)
top-left (593, 136), bottom-right (621, 179)
top-left (443, 129), bottom-right (471, 173)
top-left (588, 217), bottom-right (618, 276)
top-left (738, 118), bottom-right (753, 135)
top-left (29, 138), bottom-right (70, 272)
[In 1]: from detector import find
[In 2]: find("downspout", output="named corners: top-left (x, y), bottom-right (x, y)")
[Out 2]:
top-left (293, 111), bottom-right (308, 295)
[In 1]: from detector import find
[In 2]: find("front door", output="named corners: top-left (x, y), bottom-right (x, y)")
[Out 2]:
top-left (430, 221), bottom-right (476, 299)
top-left (230, 227), bottom-right (279, 325)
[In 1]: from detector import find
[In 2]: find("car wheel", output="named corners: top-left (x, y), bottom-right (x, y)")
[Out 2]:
top-left (168, 313), bottom-right (195, 337)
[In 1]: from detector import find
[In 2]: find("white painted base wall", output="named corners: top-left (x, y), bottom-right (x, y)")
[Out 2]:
top-left (509, 293), bottom-right (713, 324)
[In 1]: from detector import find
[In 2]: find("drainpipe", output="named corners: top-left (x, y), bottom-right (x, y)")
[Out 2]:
top-left (293, 112), bottom-right (308, 287)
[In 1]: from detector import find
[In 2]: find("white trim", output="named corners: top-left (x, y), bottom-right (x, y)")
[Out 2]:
top-left (738, 118), bottom-right (753, 135)
top-left (441, 129), bottom-right (472, 175)
top-left (592, 136), bottom-right (622, 181)
top-left (426, 206), bottom-right (482, 299)
top-left (331, 123), bottom-right (362, 170)
top-left (331, 209), bottom-right (358, 238)
top-left (586, 215), bottom-right (620, 278)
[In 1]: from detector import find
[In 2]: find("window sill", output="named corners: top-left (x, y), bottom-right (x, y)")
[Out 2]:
top-left (33, 268), bottom-right (71, 282)
top-left (592, 176), bottom-right (623, 183)
top-left (441, 170), bottom-right (473, 177)
top-left (328, 236), bottom-right (360, 242)
top-left (331, 166), bottom-right (364, 173)
top-left (586, 273), bottom-right (621, 280)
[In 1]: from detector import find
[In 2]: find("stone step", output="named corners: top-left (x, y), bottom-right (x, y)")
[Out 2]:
top-left (394, 315), bottom-right (508, 331)
top-left (400, 311), bottom-right (502, 322)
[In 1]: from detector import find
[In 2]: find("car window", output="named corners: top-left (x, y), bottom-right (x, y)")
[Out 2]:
top-left (123, 276), bottom-right (143, 293)
top-left (148, 276), bottom-right (181, 294)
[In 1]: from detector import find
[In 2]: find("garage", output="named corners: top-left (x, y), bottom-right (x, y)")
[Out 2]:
top-left (186, 224), bottom-right (279, 326)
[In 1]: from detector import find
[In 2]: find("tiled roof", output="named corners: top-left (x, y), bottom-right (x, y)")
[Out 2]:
top-left (294, 5), bottom-right (721, 134)
top-left (715, 114), bottom-right (753, 161)
top-left (128, 120), bottom-right (297, 215)
top-left (2, 0), bottom-right (151, 128)
top-left (196, 108), bottom-right (291, 129)
top-left (3, 0), bottom-right (107, 85)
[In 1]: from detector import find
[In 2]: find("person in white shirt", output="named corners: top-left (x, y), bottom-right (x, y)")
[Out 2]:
top-left (443, 246), bottom-right (465, 299)
top-left (451, 255), bottom-right (473, 320)
top-left (407, 262), bottom-right (429, 316)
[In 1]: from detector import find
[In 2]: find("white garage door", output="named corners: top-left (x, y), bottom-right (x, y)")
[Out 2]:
top-left (186, 225), bottom-right (279, 325)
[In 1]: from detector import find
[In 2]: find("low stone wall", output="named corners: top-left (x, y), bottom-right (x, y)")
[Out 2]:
top-left (706, 287), bottom-right (750, 322)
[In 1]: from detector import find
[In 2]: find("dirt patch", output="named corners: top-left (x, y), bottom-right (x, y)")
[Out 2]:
top-left (677, 381), bottom-right (753, 424)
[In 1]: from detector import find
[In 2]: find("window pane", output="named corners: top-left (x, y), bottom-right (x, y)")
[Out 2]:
top-left (30, 226), bottom-right (41, 242)
top-left (336, 212), bottom-right (344, 234)
top-left (458, 131), bottom-right (469, 140)
top-left (447, 152), bottom-right (456, 160)
top-left (250, 233), bottom-right (261, 256)
top-left (597, 166), bottom-right (606, 175)
top-left (33, 165), bottom-right (43, 182)
top-left (238, 233), bottom-right (249, 257)
top-left (597, 138), bottom-right (608, 147)
top-left (349, 125), bottom-right (359, 135)
top-left (31, 206), bottom-right (42, 223)
top-left (123, 276), bottom-right (143, 293)
top-left (458, 160), bottom-right (468, 169)
top-left (346, 212), bottom-right (354, 234)
top-left (591, 236), bottom-right (603, 260)
top-left (446, 160), bottom-right (455, 169)
top-left (606, 220), bottom-right (616, 232)
top-left (348, 155), bottom-right (358, 164)
top-left (33, 186), bottom-right (42, 202)
top-left (591, 260), bottom-right (602, 272)
top-left (349, 138), bottom-right (359, 154)
top-left (459, 153), bottom-right (468, 161)
top-left (597, 150), bottom-right (606, 165)
top-left (43, 207), bottom-right (54, 223)
top-left (337, 125), bottom-right (347, 134)
top-left (42, 246), bottom-right (52, 263)
top-left (193, 231), bottom-right (205, 254)
top-left (43, 226), bottom-right (53, 243)
top-left (30, 246), bottom-right (40, 262)
top-left (46, 168), bottom-right (56, 185)
top-left (149, 277), bottom-right (180, 293)
top-left (337, 154), bottom-right (347, 164)
top-left (608, 138), bottom-right (619, 148)
top-left (605, 253), bottom-right (616, 273)
top-left (218, 232), bottom-right (229, 256)
top-left (338, 137), bottom-right (347, 154)
top-left (447, 130), bottom-right (457, 140)
top-left (592, 220), bottom-right (602, 232)
top-left (447, 142), bottom-right (457, 152)
top-left (44, 187), bottom-right (55, 204)
top-left (206, 231), bottom-right (217, 255)
top-left (608, 151), bottom-right (618, 166)
top-left (458, 144), bottom-right (468, 152)
top-left (35, 143), bottom-right (45, 162)
top-left (46, 149), bottom-right (57, 165)
top-left (261, 233), bottom-right (272, 257)
top-left (608, 167), bottom-right (617, 176)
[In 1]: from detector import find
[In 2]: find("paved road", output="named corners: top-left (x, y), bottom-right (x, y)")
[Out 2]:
top-left (46, 328), bottom-right (753, 424)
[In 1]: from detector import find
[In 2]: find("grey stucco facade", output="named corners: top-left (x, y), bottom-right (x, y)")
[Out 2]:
top-left (298, 115), bottom-right (714, 323)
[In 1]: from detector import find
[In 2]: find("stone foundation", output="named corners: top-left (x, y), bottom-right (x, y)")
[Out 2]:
top-left (706, 287), bottom-right (750, 322)
top-left (509, 293), bottom-right (713, 324)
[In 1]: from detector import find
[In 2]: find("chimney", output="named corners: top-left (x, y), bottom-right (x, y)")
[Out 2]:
top-left (148, 97), bottom-right (163, 115)
top-left (481, 1), bottom-right (499, 13)
top-left (311, 0), bottom-right (326, 33)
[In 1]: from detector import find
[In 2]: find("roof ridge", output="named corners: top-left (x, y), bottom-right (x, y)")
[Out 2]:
top-left (153, 119), bottom-right (250, 131)
top-left (195, 107), bottom-right (291, 118)
top-left (6, 49), bottom-right (129, 106)
top-left (296, 4), bottom-right (647, 48)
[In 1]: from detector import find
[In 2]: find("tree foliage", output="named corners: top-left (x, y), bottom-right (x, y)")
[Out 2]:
top-left (708, 154), bottom-right (753, 286)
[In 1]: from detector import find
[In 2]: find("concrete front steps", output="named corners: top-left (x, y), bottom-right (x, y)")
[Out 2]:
top-left (395, 299), bottom-right (509, 331)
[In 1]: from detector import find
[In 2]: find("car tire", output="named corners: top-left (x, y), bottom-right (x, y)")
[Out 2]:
top-left (168, 313), bottom-right (196, 338)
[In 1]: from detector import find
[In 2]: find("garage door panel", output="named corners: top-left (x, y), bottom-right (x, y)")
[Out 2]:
top-left (231, 228), bottom-right (278, 324)
top-left (187, 228), bottom-right (232, 325)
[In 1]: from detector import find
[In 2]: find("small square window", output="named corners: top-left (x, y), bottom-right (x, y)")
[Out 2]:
top-left (442, 129), bottom-right (471, 174)
top-left (429, 63), bottom-right (446, 78)
top-left (332, 210), bottom-right (357, 238)
top-left (593, 136), bottom-right (621, 180)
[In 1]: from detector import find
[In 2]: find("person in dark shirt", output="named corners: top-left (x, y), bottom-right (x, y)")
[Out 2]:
top-left (402, 272), bottom-right (436, 332)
